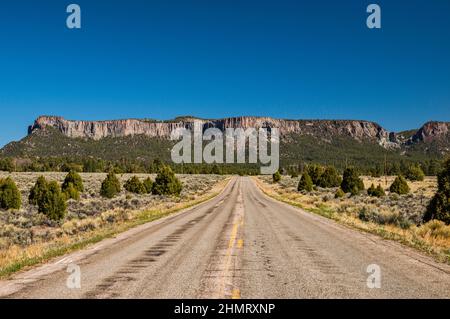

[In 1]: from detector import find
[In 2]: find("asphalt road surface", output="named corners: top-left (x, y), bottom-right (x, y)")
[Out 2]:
top-left (1, 177), bottom-right (449, 298)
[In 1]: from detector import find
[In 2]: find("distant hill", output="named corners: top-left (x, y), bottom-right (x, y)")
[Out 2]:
top-left (1, 116), bottom-right (449, 171)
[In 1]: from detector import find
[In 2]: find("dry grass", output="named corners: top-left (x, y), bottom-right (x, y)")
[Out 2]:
top-left (254, 175), bottom-right (450, 263)
top-left (0, 173), bottom-right (229, 278)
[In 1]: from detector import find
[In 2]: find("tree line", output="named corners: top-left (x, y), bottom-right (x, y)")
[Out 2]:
top-left (273, 159), bottom-right (450, 225)
top-left (0, 156), bottom-right (443, 177)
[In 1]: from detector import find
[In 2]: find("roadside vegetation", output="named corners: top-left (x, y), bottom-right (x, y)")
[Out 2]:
top-left (256, 159), bottom-right (450, 263)
top-left (0, 172), bottom-right (228, 278)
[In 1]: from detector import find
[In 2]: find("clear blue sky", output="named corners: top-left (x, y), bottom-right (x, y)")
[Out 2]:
top-left (0, 0), bottom-right (449, 146)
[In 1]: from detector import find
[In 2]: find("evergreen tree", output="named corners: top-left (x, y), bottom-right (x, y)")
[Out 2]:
top-left (100, 172), bottom-right (121, 198)
top-left (62, 170), bottom-right (84, 192)
top-left (124, 176), bottom-right (146, 194)
top-left (38, 181), bottom-right (67, 221)
top-left (63, 182), bottom-right (80, 201)
top-left (405, 164), bottom-right (425, 181)
top-left (317, 166), bottom-right (342, 188)
top-left (375, 184), bottom-right (386, 197)
top-left (306, 164), bottom-right (323, 185)
top-left (143, 177), bottom-right (154, 194)
top-left (152, 166), bottom-right (182, 196)
top-left (29, 176), bottom-right (48, 205)
top-left (427, 159), bottom-right (440, 176)
top-left (297, 172), bottom-right (313, 192)
top-left (389, 175), bottom-right (410, 195)
top-left (367, 184), bottom-right (385, 197)
top-left (272, 171), bottom-right (281, 183)
top-left (0, 177), bottom-right (21, 210)
top-left (341, 167), bottom-right (364, 195)
top-left (424, 159), bottom-right (450, 224)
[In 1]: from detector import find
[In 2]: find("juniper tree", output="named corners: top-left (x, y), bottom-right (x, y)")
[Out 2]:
top-left (389, 175), bottom-right (410, 195)
top-left (0, 177), bottom-right (21, 210)
top-left (341, 167), bottom-right (364, 195)
top-left (423, 159), bottom-right (450, 224)
top-left (152, 166), bottom-right (182, 196)
top-left (100, 172), bottom-right (121, 198)
top-left (124, 176), bottom-right (146, 194)
top-left (298, 172), bottom-right (313, 192)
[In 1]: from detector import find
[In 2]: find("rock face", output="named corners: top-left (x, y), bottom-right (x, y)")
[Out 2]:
top-left (409, 121), bottom-right (450, 143)
top-left (27, 115), bottom-right (450, 150)
top-left (29, 115), bottom-right (393, 142)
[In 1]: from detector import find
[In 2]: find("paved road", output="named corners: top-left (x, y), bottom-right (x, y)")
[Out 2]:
top-left (1, 177), bottom-right (449, 298)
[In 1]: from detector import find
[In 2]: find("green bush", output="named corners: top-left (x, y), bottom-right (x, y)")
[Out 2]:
top-left (297, 172), bottom-right (313, 192)
top-left (63, 182), bottom-right (80, 201)
top-left (367, 184), bottom-right (385, 197)
top-left (389, 175), bottom-right (410, 195)
top-left (305, 164), bottom-right (324, 185)
top-left (38, 181), bottom-right (67, 221)
top-left (143, 177), bottom-right (154, 194)
top-left (29, 176), bottom-right (48, 205)
top-left (341, 167), bottom-right (364, 195)
top-left (0, 177), bottom-right (21, 210)
top-left (124, 176), bottom-right (146, 194)
top-left (152, 166), bottom-right (182, 196)
top-left (272, 171), bottom-right (281, 183)
top-left (424, 159), bottom-right (450, 224)
top-left (62, 170), bottom-right (84, 192)
top-left (406, 165), bottom-right (425, 181)
top-left (335, 188), bottom-right (345, 198)
top-left (317, 166), bottom-right (342, 188)
top-left (100, 172), bottom-right (121, 198)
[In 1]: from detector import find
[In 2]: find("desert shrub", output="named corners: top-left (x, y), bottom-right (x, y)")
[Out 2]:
top-left (317, 166), bottom-right (342, 188)
top-left (29, 176), bottom-right (48, 205)
top-left (124, 176), bottom-right (146, 194)
top-left (358, 207), bottom-right (379, 223)
top-left (62, 170), bottom-right (84, 192)
top-left (143, 177), bottom-right (154, 194)
top-left (297, 172), bottom-right (313, 192)
top-left (38, 181), bottom-right (67, 221)
top-left (389, 175), bottom-right (410, 195)
top-left (100, 172), bottom-right (121, 198)
top-left (335, 188), bottom-right (345, 198)
top-left (406, 165), bottom-right (425, 181)
top-left (358, 207), bottom-right (410, 228)
top-left (341, 167), bottom-right (364, 195)
top-left (0, 177), bottom-right (21, 210)
top-left (367, 184), bottom-right (385, 197)
top-left (306, 164), bottom-right (324, 185)
top-left (63, 182), bottom-right (80, 201)
top-left (417, 220), bottom-right (450, 239)
top-left (152, 166), bottom-right (182, 196)
top-left (396, 217), bottom-right (413, 230)
top-left (272, 171), bottom-right (281, 183)
top-left (424, 159), bottom-right (450, 224)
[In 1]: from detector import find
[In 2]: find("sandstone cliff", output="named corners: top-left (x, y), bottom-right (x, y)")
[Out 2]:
top-left (26, 115), bottom-right (450, 151)
top-left (29, 115), bottom-right (394, 143)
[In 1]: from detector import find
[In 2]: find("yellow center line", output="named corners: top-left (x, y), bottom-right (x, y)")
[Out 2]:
top-left (227, 219), bottom-right (240, 249)
top-left (219, 187), bottom-right (245, 299)
top-left (220, 214), bottom-right (244, 298)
